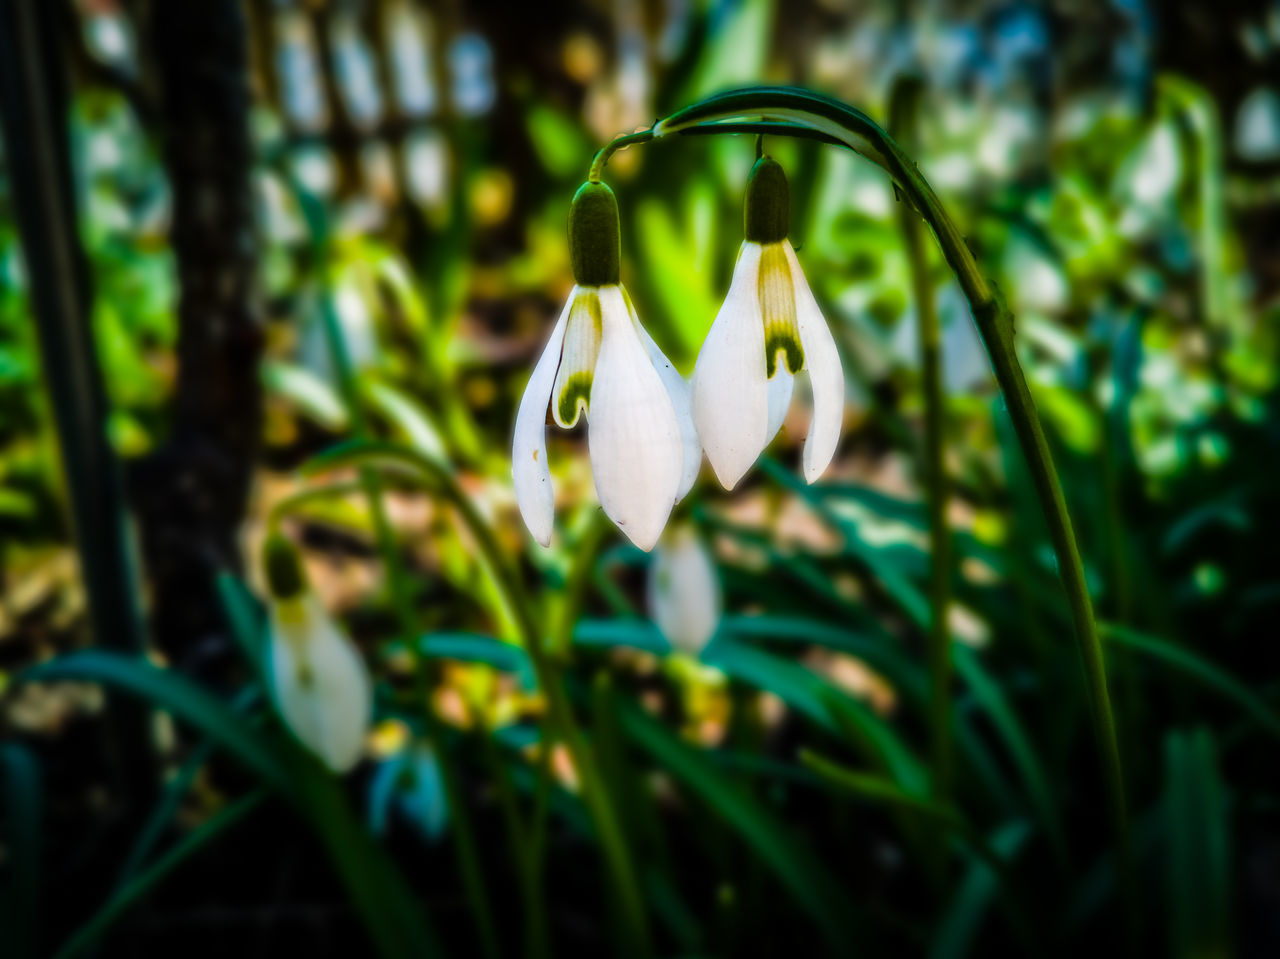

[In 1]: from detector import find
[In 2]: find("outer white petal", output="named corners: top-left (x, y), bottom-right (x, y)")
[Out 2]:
top-left (588, 286), bottom-right (683, 551)
top-left (692, 242), bottom-right (769, 490)
top-left (647, 527), bottom-right (721, 657)
top-left (512, 293), bottom-right (573, 546)
top-left (268, 595), bottom-right (372, 773)
top-left (785, 242), bottom-right (845, 483)
top-left (766, 366), bottom-right (794, 442)
top-left (630, 296), bottom-right (701, 501)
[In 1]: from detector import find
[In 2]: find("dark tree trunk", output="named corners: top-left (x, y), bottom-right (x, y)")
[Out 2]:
top-left (135, 0), bottom-right (264, 676)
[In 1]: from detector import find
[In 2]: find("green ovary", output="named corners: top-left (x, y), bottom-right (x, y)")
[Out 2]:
top-left (758, 243), bottom-right (804, 378)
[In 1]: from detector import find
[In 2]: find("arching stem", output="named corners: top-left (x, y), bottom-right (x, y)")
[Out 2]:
top-left (596, 87), bottom-right (1127, 885)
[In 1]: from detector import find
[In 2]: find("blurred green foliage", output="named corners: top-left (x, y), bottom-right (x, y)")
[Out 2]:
top-left (3, 1), bottom-right (1280, 957)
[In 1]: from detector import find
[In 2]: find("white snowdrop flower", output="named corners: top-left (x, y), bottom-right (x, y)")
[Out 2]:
top-left (263, 535), bottom-right (372, 773)
top-left (513, 181), bottom-right (699, 551)
top-left (692, 156), bottom-right (845, 490)
top-left (1235, 86), bottom-right (1280, 163)
top-left (648, 526), bottom-right (721, 658)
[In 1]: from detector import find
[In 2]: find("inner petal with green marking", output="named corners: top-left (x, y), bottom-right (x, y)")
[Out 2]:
top-left (552, 289), bottom-right (604, 428)
top-left (758, 242), bottom-right (804, 378)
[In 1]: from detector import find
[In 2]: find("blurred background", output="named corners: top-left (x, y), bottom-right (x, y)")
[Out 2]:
top-left (2, 0), bottom-right (1279, 956)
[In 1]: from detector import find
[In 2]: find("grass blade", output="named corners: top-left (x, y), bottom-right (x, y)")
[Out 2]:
top-left (953, 646), bottom-right (1067, 867)
top-left (51, 790), bottom-right (267, 959)
top-left (615, 697), bottom-right (858, 949)
top-left (0, 743), bottom-right (42, 959)
top-left (1164, 729), bottom-right (1230, 959)
top-left (930, 821), bottom-right (1032, 959)
top-left (18, 652), bottom-right (288, 793)
top-left (1103, 623), bottom-right (1280, 741)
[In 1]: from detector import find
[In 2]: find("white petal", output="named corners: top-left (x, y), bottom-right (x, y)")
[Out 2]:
top-left (268, 595), bottom-right (372, 772)
top-left (512, 293), bottom-right (573, 546)
top-left (647, 526), bottom-right (721, 657)
top-left (785, 242), bottom-right (845, 483)
top-left (692, 242), bottom-right (769, 490)
top-left (588, 286), bottom-right (683, 551)
top-left (630, 296), bottom-right (701, 501)
top-left (766, 366), bottom-right (794, 442)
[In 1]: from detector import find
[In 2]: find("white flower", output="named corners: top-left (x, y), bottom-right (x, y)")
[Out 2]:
top-left (513, 181), bottom-right (698, 551)
top-left (262, 535), bottom-right (371, 773)
top-left (267, 593), bottom-right (373, 772)
top-left (647, 526), bottom-right (721, 657)
top-left (693, 157), bottom-right (845, 490)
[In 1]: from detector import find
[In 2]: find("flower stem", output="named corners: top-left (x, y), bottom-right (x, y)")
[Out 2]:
top-left (329, 442), bottom-right (653, 955)
top-left (889, 77), bottom-right (954, 837)
top-left (298, 194), bottom-right (502, 959)
top-left (648, 86), bottom-right (1129, 881)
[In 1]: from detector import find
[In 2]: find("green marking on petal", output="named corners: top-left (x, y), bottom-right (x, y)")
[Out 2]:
top-left (556, 371), bottom-right (593, 427)
top-left (758, 242), bottom-right (804, 378)
top-left (552, 289), bottom-right (604, 428)
top-left (765, 330), bottom-right (805, 378)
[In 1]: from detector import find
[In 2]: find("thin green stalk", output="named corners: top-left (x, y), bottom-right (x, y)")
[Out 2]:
top-left (0, 0), bottom-right (154, 803)
top-left (432, 483), bottom-right (652, 957)
top-left (647, 86), bottom-right (1128, 881)
top-left (468, 696), bottom-right (548, 959)
top-left (52, 790), bottom-right (268, 959)
top-left (890, 78), bottom-right (953, 813)
top-left (300, 200), bottom-right (501, 959)
top-left (309, 441), bottom-right (652, 955)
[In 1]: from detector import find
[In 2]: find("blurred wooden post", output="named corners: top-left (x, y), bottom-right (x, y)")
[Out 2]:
top-left (0, 0), bottom-right (153, 795)
top-left (133, 0), bottom-right (264, 676)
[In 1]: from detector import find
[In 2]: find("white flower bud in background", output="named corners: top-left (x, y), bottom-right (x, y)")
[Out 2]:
top-left (647, 526), bottom-right (722, 658)
top-left (263, 535), bottom-right (373, 773)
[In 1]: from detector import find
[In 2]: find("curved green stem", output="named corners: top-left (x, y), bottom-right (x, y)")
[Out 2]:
top-left (303, 440), bottom-right (652, 955)
top-left (639, 86), bottom-right (1126, 864)
top-left (889, 76), bottom-right (954, 836)
top-left (293, 182), bottom-right (503, 959)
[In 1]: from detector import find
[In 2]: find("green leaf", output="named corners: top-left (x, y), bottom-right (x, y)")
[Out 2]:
top-left (525, 103), bottom-right (592, 178)
top-left (799, 750), bottom-right (960, 826)
top-left (634, 199), bottom-right (720, 356)
top-left (1102, 623), bottom-right (1280, 741)
top-left (711, 636), bottom-right (927, 794)
top-left (615, 698), bottom-right (858, 948)
top-left (953, 646), bottom-right (1067, 867)
top-left (362, 378), bottom-right (449, 461)
top-left (262, 359), bottom-right (349, 429)
top-left (51, 791), bottom-right (267, 959)
top-left (286, 748), bottom-right (445, 958)
top-left (0, 743), bottom-right (42, 959)
top-left (931, 821), bottom-right (1032, 959)
top-left (573, 618), bottom-right (671, 655)
top-left (215, 572), bottom-right (266, 671)
top-left (0, 486), bottom-right (36, 518)
top-left (1164, 729), bottom-right (1230, 959)
top-left (18, 651), bottom-right (290, 794)
top-left (417, 632), bottom-right (536, 690)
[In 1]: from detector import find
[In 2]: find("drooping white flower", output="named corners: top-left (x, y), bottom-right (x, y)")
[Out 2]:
top-left (647, 526), bottom-right (721, 658)
top-left (513, 181), bottom-right (699, 551)
top-left (263, 535), bottom-right (372, 773)
top-left (692, 156), bottom-right (845, 490)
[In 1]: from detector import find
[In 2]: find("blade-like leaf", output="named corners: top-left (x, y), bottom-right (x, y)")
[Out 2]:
top-left (51, 791), bottom-right (267, 959)
top-left (18, 652), bottom-right (288, 793)
top-left (931, 821), bottom-right (1032, 959)
top-left (953, 646), bottom-right (1067, 866)
top-left (0, 743), bottom-right (42, 959)
top-left (615, 698), bottom-right (859, 949)
top-left (1103, 623), bottom-right (1280, 741)
top-left (1164, 728), bottom-right (1230, 959)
